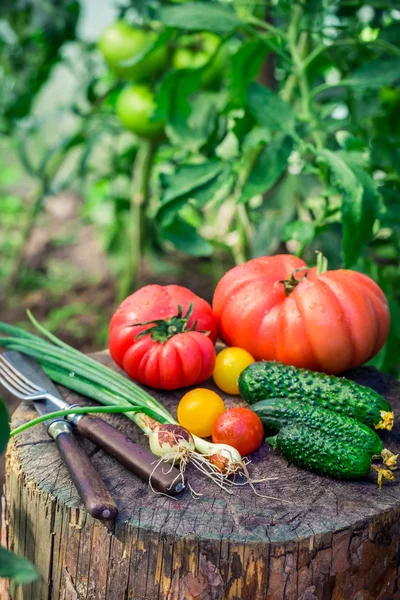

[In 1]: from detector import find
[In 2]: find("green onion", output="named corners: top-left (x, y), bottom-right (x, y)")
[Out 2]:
top-left (0, 314), bottom-right (256, 492)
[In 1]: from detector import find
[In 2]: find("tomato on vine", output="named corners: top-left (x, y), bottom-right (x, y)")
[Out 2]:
top-left (116, 84), bottom-right (164, 138)
top-left (98, 21), bottom-right (167, 81)
top-left (177, 388), bottom-right (225, 438)
top-left (213, 347), bottom-right (255, 395)
top-left (172, 32), bottom-right (226, 88)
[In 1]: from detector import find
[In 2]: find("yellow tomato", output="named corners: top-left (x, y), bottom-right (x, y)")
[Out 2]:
top-left (213, 347), bottom-right (255, 395)
top-left (177, 388), bottom-right (225, 438)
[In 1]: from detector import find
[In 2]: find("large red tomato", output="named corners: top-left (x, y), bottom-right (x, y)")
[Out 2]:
top-left (212, 255), bottom-right (390, 374)
top-left (109, 285), bottom-right (218, 389)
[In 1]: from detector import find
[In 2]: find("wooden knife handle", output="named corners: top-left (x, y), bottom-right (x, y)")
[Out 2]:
top-left (76, 415), bottom-right (184, 495)
top-left (50, 422), bottom-right (118, 521)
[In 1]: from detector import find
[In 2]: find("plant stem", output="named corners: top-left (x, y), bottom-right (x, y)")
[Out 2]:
top-left (235, 204), bottom-right (253, 263)
top-left (119, 139), bottom-right (155, 302)
top-left (287, 3), bottom-right (323, 150)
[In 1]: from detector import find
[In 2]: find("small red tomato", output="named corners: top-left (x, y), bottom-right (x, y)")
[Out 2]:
top-left (211, 407), bottom-right (264, 456)
top-left (109, 284), bottom-right (217, 390)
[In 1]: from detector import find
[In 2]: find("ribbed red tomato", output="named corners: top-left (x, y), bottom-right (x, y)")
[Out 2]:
top-left (109, 285), bottom-right (218, 389)
top-left (212, 254), bottom-right (390, 374)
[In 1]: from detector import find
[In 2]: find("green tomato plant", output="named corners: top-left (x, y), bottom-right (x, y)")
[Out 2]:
top-left (1, 0), bottom-right (399, 372)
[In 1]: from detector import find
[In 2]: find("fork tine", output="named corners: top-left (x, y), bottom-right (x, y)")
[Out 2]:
top-left (0, 366), bottom-right (26, 400)
top-left (0, 359), bottom-right (38, 397)
top-left (0, 354), bottom-right (41, 393)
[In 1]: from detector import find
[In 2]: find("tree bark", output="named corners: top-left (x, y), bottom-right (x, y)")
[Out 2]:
top-left (3, 353), bottom-right (400, 599)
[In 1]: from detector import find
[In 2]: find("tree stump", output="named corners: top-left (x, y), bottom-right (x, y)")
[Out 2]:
top-left (2, 352), bottom-right (400, 600)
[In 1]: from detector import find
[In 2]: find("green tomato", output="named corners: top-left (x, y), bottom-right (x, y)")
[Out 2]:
top-left (172, 48), bottom-right (210, 70)
top-left (172, 32), bottom-right (226, 88)
top-left (116, 84), bottom-right (164, 138)
top-left (98, 21), bottom-right (167, 82)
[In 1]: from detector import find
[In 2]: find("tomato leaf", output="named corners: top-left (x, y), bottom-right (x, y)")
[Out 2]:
top-left (118, 28), bottom-right (173, 68)
top-left (158, 3), bottom-right (242, 34)
top-left (247, 82), bottom-right (296, 134)
top-left (317, 150), bottom-right (382, 267)
top-left (282, 220), bottom-right (316, 246)
top-left (0, 547), bottom-right (39, 584)
top-left (342, 57), bottom-right (400, 89)
top-left (228, 39), bottom-right (271, 108)
top-left (239, 134), bottom-right (292, 203)
top-left (161, 216), bottom-right (213, 257)
top-left (0, 396), bottom-right (10, 456)
top-left (155, 70), bottom-right (216, 150)
top-left (368, 299), bottom-right (400, 375)
top-left (157, 161), bottom-right (232, 225)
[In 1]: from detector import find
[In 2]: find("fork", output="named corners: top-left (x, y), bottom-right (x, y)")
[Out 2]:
top-left (0, 351), bottom-right (184, 499)
top-left (0, 353), bottom-right (66, 407)
top-left (0, 351), bottom-right (119, 520)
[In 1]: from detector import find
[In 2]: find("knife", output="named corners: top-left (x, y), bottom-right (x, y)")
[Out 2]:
top-left (2, 351), bottom-right (118, 521)
top-left (4, 351), bottom-right (184, 496)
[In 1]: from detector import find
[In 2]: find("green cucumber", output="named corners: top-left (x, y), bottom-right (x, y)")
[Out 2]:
top-left (239, 361), bottom-right (393, 431)
top-left (253, 398), bottom-right (385, 456)
top-left (267, 424), bottom-right (373, 481)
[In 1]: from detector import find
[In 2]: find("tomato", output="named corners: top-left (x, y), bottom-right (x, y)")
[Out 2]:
top-left (116, 85), bottom-right (164, 138)
top-left (98, 21), bottom-right (167, 81)
top-left (213, 347), bottom-right (255, 395)
top-left (109, 284), bottom-right (218, 389)
top-left (212, 407), bottom-right (264, 456)
top-left (177, 388), bottom-right (225, 438)
top-left (172, 48), bottom-right (210, 70)
top-left (213, 254), bottom-right (390, 374)
top-left (172, 32), bottom-right (226, 87)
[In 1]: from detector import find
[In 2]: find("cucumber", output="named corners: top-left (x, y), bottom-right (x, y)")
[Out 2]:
top-left (253, 398), bottom-right (384, 456)
top-left (268, 424), bottom-right (373, 480)
top-left (239, 361), bottom-right (393, 431)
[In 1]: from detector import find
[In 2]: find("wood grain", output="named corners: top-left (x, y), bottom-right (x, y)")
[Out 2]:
top-left (2, 352), bottom-right (400, 600)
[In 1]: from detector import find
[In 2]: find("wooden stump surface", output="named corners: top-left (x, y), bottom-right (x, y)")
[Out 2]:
top-left (2, 352), bottom-right (400, 600)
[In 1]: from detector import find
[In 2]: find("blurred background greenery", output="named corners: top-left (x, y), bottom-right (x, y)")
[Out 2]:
top-left (0, 0), bottom-right (399, 374)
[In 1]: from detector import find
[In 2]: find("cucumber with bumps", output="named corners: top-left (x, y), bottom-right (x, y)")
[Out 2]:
top-left (239, 361), bottom-right (393, 431)
top-left (267, 424), bottom-right (394, 485)
top-left (253, 398), bottom-right (384, 456)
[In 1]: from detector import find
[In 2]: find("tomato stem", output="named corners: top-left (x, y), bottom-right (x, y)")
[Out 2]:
top-left (279, 267), bottom-right (308, 296)
top-left (315, 251), bottom-right (328, 275)
top-left (132, 303), bottom-right (209, 343)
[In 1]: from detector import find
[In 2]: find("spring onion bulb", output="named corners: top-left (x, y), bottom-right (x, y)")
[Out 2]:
top-left (0, 313), bottom-right (278, 495)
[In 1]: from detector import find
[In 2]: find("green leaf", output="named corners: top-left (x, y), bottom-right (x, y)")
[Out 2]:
top-left (119, 28), bottom-right (172, 68)
top-left (247, 82), bottom-right (295, 133)
top-left (0, 397), bottom-right (10, 456)
top-left (155, 70), bottom-right (214, 150)
top-left (158, 3), bottom-right (242, 34)
top-left (157, 161), bottom-right (232, 224)
top-left (282, 220), bottom-right (316, 246)
top-left (343, 57), bottom-right (400, 89)
top-left (252, 174), bottom-right (297, 257)
top-left (228, 39), bottom-right (270, 107)
top-left (317, 150), bottom-right (381, 267)
top-left (240, 135), bottom-right (292, 203)
top-left (0, 547), bottom-right (39, 584)
top-left (161, 216), bottom-right (213, 257)
top-left (368, 299), bottom-right (400, 375)
top-left (379, 22), bottom-right (400, 47)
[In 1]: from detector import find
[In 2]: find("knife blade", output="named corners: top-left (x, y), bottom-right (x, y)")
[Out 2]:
top-left (4, 351), bottom-right (184, 495)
